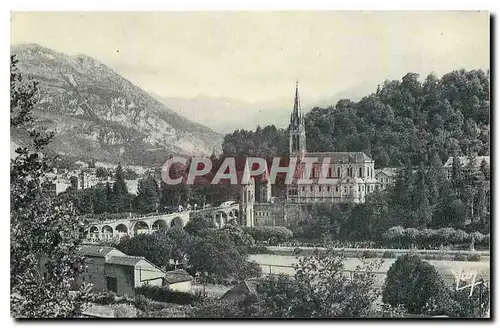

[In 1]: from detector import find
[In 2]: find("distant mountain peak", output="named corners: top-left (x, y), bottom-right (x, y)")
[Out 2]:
top-left (11, 43), bottom-right (222, 166)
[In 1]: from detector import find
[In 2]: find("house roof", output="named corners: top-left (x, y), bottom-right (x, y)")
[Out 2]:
top-left (79, 245), bottom-right (122, 258)
top-left (164, 269), bottom-right (193, 284)
top-left (375, 167), bottom-right (401, 177)
top-left (106, 255), bottom-right (145, 267)
top-left (304, 152), bottom-right (373, 163)
top-left (220, 280), bottom-right (259, 301)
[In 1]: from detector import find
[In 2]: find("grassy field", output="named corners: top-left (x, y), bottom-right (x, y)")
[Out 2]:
top-left (249, 254), bottom-right (490, 289)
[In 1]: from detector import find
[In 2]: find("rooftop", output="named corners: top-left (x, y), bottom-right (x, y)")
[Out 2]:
top-left (106, 255), bottom-right (145, 267)
top-left (79, 245), bottom-right (123, 258)
top-left (304, 152), bottom-right (373, 163)
top-left (164, 269), bottom-right (193, 284)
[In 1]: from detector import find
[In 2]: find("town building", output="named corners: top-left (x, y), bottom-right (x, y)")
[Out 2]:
top-left (241, 83), bottom-right (378, 227)
top-left (443, 155), bottom-right (490, 180)
top-left (375, 167), bottom-right (400, 191)
top-left (74, 245), bottom-right (166, 296)
top-left (164, 269), bottom-right (194, 293)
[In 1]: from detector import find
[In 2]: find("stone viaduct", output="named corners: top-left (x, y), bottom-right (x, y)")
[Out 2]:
top-left (84, 204), bottom-right (240, 243)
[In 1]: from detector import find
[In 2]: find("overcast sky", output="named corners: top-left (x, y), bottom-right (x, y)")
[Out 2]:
top-left (11, 11), bottom-right (489, 103)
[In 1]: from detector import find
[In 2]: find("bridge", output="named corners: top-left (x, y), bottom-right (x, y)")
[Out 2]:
top-left (84, 203), bottom-right (240, 242)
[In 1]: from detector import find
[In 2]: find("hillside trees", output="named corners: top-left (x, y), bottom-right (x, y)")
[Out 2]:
top-left (10, 55), bottom-right (92, 318)
top-left (222, 70), bottom-right (489, 167)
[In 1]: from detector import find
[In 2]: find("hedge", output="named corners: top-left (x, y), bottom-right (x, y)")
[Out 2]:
top-left (243, 226), bottom-right (293, 243)
top-left (383, 227), bottom-right (490, 249)
top-left (135, 285), bottom-right (199, 305)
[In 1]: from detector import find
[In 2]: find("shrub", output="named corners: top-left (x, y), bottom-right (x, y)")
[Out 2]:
top-left (236, 261), bottom-right (262, 280)
top-left (453, 254), bottom-right (467, 261)
top-left (247, 246), bottom-right (273, 254)
top-left (93, 291), bottom-right (116, 305)
top-left (382, 251), bottom-right (396, 259)
top-left (466, 253), bottom-right (481, 262)
top-left (382, 254), bottom-right (447, 314)
top-left (293, 247), bottom-right (303, 255)
top-left (136, 285), bottom-right (199, 305)
top-left (360, 250), bottom-right (378, 258)
top-left (243, 226), bottom-right (293, 243)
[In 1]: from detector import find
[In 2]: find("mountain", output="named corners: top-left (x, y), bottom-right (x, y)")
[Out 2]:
top-left (151, 94), bottom-right (292, 133)
top-left (152, 83), bottom-right (374, 134)
top-left (10, 44), bottom-right (222, 166)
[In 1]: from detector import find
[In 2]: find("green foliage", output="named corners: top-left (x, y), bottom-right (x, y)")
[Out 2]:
top-left (247, 246), bottom-right (274, 255)
top-left (117, 228), bottom-right (192, 269)
top-left (191, 294), bottom-right (262, 318)
top-left (467, 254), bottom-right (481, 262)
top-left (188, 229), bottom-right (261, 282)
top-left (133, 175), bottom-right (160, 213)
top-left (243, 226), bottom-right (293, 243)
top-left (183, 216), bottom-right (216, 235)
top-left (382, 254), bottom-right (447, 314)
top-left (360, 250), bottom-right (378, 258)
top-left (453, 254), bottom-right (468, 261)
top-left (192, 247), bottom-right (383, 318)
top-left (382, 251), bottom-right (396, 259)
top-left (258, 248), bottom-right (382, 317)
top-left (10, 55), bottom-right (92, 318)
top-left (135, 285), bottom-right (199, 305)
top-left (382, 226), bottom-right (486, 249)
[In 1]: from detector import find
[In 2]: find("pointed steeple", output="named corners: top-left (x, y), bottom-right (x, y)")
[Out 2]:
top-left (290, 81), bottom-right (301, 128)
top-left (289, 81), bottom-right (306, 156)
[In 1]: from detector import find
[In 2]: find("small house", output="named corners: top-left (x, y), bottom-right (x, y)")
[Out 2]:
top-left (164, 269), bottom-right (194, 293)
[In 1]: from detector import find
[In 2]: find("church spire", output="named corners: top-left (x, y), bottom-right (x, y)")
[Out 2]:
top-left (291, 81), bottom-right (301, 125)
top-left (289, 81), bottom-right (306, 157)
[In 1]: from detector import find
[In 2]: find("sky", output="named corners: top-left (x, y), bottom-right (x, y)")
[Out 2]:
top-left (10, 11), bottom-right (490, 103)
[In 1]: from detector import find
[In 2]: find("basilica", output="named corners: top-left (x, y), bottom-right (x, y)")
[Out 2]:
top-left (240, 83), bottom-right (378, 228)
top-left (286, 82), bottom-right (378, 204)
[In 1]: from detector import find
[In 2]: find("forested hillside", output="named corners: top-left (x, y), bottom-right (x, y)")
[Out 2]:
top-left (223, 69), bottom-right (490, 167)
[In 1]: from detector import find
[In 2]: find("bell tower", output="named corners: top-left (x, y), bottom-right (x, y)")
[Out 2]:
top-left (240, 161), bottom-right (255, 227)
top-left (289, 81), bottom-right (306, 158)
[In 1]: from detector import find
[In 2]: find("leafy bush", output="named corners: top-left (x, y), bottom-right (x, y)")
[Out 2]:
top-left (293, 247), bottom-right (303, 255)
top-left (247, 246), bottom-right (273, 254)
top-left (453, 254), bottom-right (467, 261)
top-left (382, 251), bottom-right (396, 259)
top-left (360, 250), bottom-right (378, 258)
top-left (466, 253), bottom-right (481, 262)
top-left (135, 285), bottom-right (199, 305)
top-left (243, 226), bottom-right (293, 243)
top-left (93, 291), bottom-right (116, 305)
top-left (382, 254), bottom-right (447, 314)
top-left (236, 261), bottom-right (263, 280)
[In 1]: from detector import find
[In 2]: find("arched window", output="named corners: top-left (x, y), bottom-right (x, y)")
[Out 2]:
top-left (359, 167), bottom-right (363, 177)
top-left (337, 167), bottom-right (341, 178)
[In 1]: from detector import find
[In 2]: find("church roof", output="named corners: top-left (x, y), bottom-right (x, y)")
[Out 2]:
top-left (304, 152), bottom-right (373, 163)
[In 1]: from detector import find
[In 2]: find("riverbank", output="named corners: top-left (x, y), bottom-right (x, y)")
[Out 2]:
top-left (259, 246), bottom-right (490, 262)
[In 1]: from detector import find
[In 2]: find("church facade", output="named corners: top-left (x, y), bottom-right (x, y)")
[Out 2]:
top-left (241, 83), bottom-right (378, 227)
top-left (286, 82), bottom-right (377, 205)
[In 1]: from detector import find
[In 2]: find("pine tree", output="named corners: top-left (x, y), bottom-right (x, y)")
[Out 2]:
top-left (134, 176), bottom-right (160, 213)
top-left (10, 55), bottom-right (91, 318)
top-left (111, 163), bottom-right (129, 212)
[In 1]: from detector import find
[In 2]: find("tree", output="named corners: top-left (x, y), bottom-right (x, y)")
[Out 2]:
top-left (110, 163), bottom-right (130, 212)
top-left (10, 55), bottom-right (91, 318)
top-left (192, 247), bottom-right (382, 318)
top-left (95, 167), bottom-right (108, 178)
top-left (187, 229), bottom-right (260, 282)
top-left (134, 175), bottom-right (160, 213)
top-left (117, 232), bottom-right (179, 270)
top-left (382, 254), bottom-right (447, 314)
top-left (69, 175), bottom-right (79, 190)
